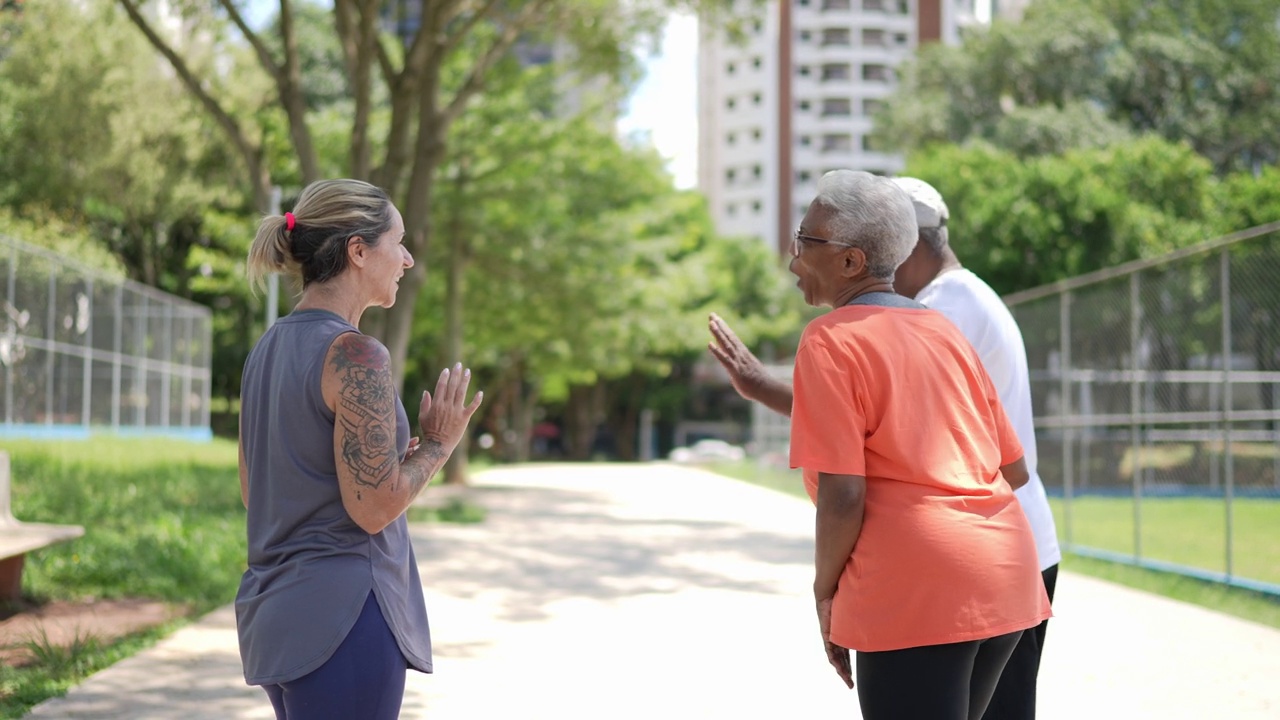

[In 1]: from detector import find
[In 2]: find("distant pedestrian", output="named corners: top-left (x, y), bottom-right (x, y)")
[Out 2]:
top-left (238, 178), bottom-right (482, 720)
top-left (708, 170), bottom-right (1050, 720)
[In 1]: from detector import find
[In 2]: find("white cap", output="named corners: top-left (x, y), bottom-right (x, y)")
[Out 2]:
top-left (891, 177), bottom-right (949, 228)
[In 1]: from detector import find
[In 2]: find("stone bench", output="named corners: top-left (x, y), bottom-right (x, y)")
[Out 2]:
top-left (0, 451), bottom-right (83, 601)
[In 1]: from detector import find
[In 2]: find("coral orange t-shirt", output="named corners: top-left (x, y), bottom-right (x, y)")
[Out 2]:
top-left (790, 304), bottom-right (1052, 653)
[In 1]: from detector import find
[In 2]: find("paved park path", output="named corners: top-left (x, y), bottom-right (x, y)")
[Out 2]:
top-left (25, 464), bottom-right (1280, 719)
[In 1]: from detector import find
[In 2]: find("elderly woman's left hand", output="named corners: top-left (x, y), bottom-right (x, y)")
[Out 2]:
top-left (817, 597), bottom-right (854, 689)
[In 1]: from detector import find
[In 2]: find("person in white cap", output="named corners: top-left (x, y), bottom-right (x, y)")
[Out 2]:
top-left (889, 176), bottom-right (1059, 720)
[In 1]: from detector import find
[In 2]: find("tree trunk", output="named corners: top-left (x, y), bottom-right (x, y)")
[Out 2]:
top-left (514, 382), bottom-right (537, 463)
top-left (440, 211), bottom-right (469, 484)
top-left (385, 105), bottom-right (445, 389)
top-left (278, 0), bottom-right (321, 183)
top-left (565, 382), bottom-right (608, 460)
top-left (564, 384), bottom-right (593, 460)
top-left (382, 245), bottom-right (425, 388)
top-left (608, 374), bottom-right (647, 462)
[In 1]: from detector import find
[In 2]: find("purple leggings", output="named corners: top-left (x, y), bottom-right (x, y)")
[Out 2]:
top-left (262, 593), bottom-right (407, 720)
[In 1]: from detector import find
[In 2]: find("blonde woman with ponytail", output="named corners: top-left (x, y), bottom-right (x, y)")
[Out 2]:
top-left (237, 179), bottom-right (482, 719)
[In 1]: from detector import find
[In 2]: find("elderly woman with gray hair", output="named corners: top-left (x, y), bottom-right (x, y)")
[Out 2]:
top-left (708, 170), bottom-right (1050, 720)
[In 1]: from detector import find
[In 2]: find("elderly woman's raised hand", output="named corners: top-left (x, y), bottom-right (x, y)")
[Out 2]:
top-left (708, 313), bottom-right (769, 402)
top-left (418, 363), bottom-right (483, 454)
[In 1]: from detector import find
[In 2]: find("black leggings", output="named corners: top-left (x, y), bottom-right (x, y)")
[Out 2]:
top-left (856, 630), bottom-right (1024, 720)
top-left (982, 564), bottom-right (1060, 720)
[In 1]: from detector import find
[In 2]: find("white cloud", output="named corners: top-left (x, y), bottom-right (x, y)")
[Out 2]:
top-left (617, 12), bottom-right (699, 189)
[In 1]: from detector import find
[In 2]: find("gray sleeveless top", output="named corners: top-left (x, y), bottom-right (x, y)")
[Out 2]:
top-left (236, 309), bottom-right (431, 685)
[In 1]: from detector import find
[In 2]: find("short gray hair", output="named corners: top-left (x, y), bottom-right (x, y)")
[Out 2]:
top-left (811, 170), bottom-right (918, 279)
top-left (919, 225), bottom-right (949, 253)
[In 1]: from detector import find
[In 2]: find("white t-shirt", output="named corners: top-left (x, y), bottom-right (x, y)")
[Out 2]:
top-left (917, 268), bottom-right (1062, 571)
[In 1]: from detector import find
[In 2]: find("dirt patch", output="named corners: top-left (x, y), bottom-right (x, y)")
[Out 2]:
top-left (0, 598), bottom-right (187, 666)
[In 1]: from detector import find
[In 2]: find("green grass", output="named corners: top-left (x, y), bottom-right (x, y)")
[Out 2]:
top-left (6, 438), bottom-right (247, 610)
top-left (706, 460), bottom-right (809, 499)
top-left (0, 621), bottom-right (180, 718)
top-left (406, 497), bottom-right (487, 524)
top-left (705, 460), bottom-right (1280, 630)
top-left (1049, 496), bottom-right (1280, 586)
top-left (6, 438), bottom-right (247, 609)
top-left (1, 437), bottom-right (244, 717)
top-left (1, 437), bottom-right (489, 716)
top-left (1057, 553), bottom-right (1280, 630)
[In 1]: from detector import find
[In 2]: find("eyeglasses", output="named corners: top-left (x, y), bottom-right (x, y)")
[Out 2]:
top-left (790, 230), bottom-right (854, 257)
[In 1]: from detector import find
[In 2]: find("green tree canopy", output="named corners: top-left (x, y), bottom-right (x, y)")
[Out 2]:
top-left (388, 59), bottom-right (799, 464)
top-left (875, 0), bottom-right (1280, 172)
top-left (905, 137), bottom-right (1226, 294)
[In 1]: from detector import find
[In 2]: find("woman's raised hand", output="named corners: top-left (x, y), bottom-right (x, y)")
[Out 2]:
top-left (417, 363), bottom-right (483, 453)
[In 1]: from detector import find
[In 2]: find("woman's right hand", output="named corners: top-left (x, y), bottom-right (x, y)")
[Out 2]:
top-left (418, 362), bottom-right (483, 453)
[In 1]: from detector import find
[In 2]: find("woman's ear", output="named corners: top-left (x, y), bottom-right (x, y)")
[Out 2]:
top-left (346, 236), bottom-right (368, 268)
top-left (842, 247), bottom-right (868, 279)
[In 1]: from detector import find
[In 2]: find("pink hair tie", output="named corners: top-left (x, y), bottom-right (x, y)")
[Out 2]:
top-left (284, 212), bottom-right (296, 231)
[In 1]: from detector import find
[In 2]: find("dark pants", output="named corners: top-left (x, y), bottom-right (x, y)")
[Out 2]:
top-left (856, 630), bottom-right (1024, 720)
top-left (982, 564), bottom-right (1060, 720)
top-left (263, 593), bottom-right (407, 720)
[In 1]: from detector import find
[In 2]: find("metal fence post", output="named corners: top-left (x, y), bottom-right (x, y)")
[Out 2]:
top-left (1130, 272), bottom-right (1143, 559)
top-left (180, 313), bottom-right (193, 429)
top-left (111, 284), bottom-right (123, 430)
top-left (1220, 248), bottom-right (1234, 579)
top-left (45, 267), bottom-right (55, 427)
top-left (133, 294), bottom-right (148, 427)
top-left (82, 277), bottom-right (94, 427)
top-left (1060, 290), bottom-right (1074, 546)
top-left (160, 303), bottom-right (173, 429)
top-left (202, 315), bottom-right (213, 431)
top-left (5, 244), bottom-right (15, 425)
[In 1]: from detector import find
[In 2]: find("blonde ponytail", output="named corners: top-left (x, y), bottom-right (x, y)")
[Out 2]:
top-left (246, 215), bottom-right (296, 295)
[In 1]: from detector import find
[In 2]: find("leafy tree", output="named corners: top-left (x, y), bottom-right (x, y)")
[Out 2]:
top-left (0, 0), bottom-right (265, 427)
top-left (876, 0), bottom-right (1280, 172)
top-left (395, 60), bottom-right (799, 470)
top-left (0, 210), bottom-right (123, 274)
top-left (905, 137), bottom-right (1224, 295)
top-left (1220, 166), bottom-right (1280, 232)
top-left (0, 0), bottom-right (249, 291)
top-left (114, 0), bottom-right (723, 390)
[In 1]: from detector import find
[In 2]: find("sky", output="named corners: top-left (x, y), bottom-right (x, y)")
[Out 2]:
top-left (617, 13), bottom-right (700, 189)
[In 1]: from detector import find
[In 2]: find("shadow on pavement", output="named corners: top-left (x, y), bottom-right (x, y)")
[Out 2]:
top-left (411, 483), bottom-right (813, 623)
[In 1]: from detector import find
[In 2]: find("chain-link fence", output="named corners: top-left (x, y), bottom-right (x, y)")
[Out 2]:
top-left (749, 223), bottom-right (1280, 595)
top-left (1007, 222), bottom-right (1280, 596)
top-left (0, 235), bottom-right (212, 440)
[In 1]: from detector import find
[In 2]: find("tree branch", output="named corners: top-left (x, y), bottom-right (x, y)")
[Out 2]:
top-left (216, 0), bottom-right (281, 81)
top-left (442, 0), bottom-right (555, 125)
top-left (334, 0), bottom-right (360, 80)
top-left (349, 0), bottom-right (380, 178)
top-left (441, 0), bottom-right (507, 57)
top-left (115, 0), bottom-right (268, 207)
top-left (373, 0), bottom-right (444, 195)
top-left (278, 0), bottom-right (321, 182)
top-left (375, 34), bottom-right (396, 87)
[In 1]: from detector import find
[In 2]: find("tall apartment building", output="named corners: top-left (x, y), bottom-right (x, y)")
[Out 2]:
top-left (698, 0), bottom-right (977, 254)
